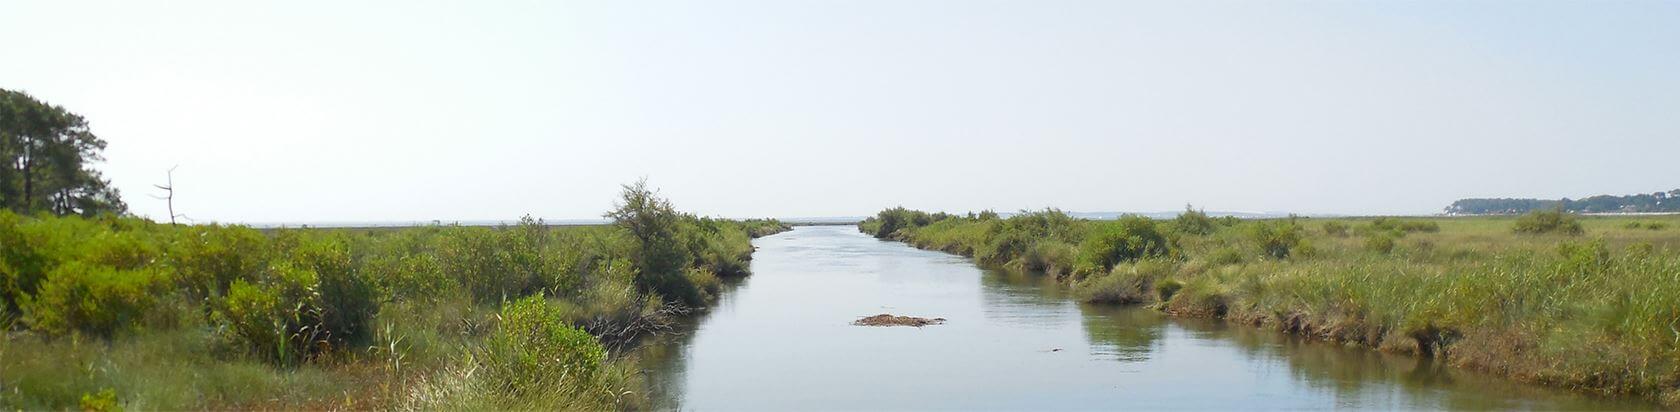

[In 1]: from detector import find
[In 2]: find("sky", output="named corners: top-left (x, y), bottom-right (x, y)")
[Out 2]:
top-left (2, 1), bottom-right (1676, 223)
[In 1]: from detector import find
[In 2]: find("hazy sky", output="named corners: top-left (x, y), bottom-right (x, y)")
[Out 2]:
top-left (2, 1), bottom-right (1676, 223)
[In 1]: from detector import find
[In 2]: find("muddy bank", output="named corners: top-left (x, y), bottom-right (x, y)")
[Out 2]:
top-left (853, 314), bottom-right (946, 327)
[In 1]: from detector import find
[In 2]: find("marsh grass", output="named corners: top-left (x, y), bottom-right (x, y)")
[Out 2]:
top-left (0, 186), bottom-right (790, 410)
top-left (861, 209), bottom-right (1680, 404)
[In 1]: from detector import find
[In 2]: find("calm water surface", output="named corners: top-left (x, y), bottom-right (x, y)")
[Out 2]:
top-left (640, 226), bottom-right (1650, 410)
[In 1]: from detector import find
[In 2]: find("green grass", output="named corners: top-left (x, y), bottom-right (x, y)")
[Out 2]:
top-left (0, 187), bottom-right (790, 410)
top-left (861, 209), bottom-right (1680, 404)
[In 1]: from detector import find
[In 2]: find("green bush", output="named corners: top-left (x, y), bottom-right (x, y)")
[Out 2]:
top-left (1370, 217), bottom-right (1439, 233)
top-left (1513, 209), bottom-right (1583, 235)
top-left (170, 224), bottom-right (269, 298)
top-left (482, 296), bottom-right (605, 397)
top-left (977, 230), bottom-right (1031, 267)
top-left (1624, 221), bottom-right (1669, 231)
top-left (1075, 217), bottom-right (1169, 272)
top-left (1403, 221), bottom-right (1439, 232)
top-left (1557, 239), bottom-right (1611, 274)
top-left (213, 264), bottom-right (320, 365)
top-left (607, 180), bottom-right (705, 307)
top-left (681, 218), bottom-right (753, 278)
top-left (1322, 221), bottom-right (1349, 237)
top-left (1001, 209), bottom-right (1081, 242)
top-left (23, 263), bottom-right (164, 337)
top-left (1173, 206), bottom-right (1217, 236)
top-left (367, 254), bottom-right (458, 302)
top-left (1205, 247), bottom-right (1245, 266)
top-left (0, 211), bottom-right (47, 315)
top-left (1248, 220), bottom-right (1305, 259)
top-left (1021, 241), bottom-right (1077, 275)
top-left (1363, 233), bottom-right (1397, 254)
top-left (210, 236), bottom-right (379, 364)
top-left (437, 227), bottom-right (546, 304)
top-left (1075, 259), bottom-right (1174, 304)
top-left (684, 268), bottom-right (722, 301)
top-left (865, 207), bottom-right (940, 239)
top-left (285, 234), bottom-right (377, 346)
top-left (1154, 278), bottom-right (1184, 301)
top-left (79, 231), bottom-right (162, 271)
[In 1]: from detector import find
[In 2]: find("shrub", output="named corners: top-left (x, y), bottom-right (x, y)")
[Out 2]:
top-left (681, 218), bottom-right (753, 278)
top-left (23, 263), bottom-right (164, 337)
top-left (210, 238), bottom-right (378, 364)
top-left (1322, 221), bottom-right (1349, 237)
top-left (1248, 220), bottom-right (1305, 259)
top-left (684, 268), bottom-right (721, 301)
top-left (607, 180), bottom-right (704, 308)
top-left (1401, 221), bottom-right (1440, 233)
top-left (1076, 216), bottom-right (1170, 272)
top-left (1021, 241), bottom-right (1077, 275)
top-left (1001, 209), bottom-right (1080, 242)
top-left (79, 230), bottom-right (162, 270)
top-left (1173, 206), bottom-right (1217, 236)
top-left (213, 264), bottom-right (320, 365)
top-left (1625, 221), bottom-right (1669, 231)
top-left (1368, 217), bottom-right (1438, 233)
top-left (1206, 247), bottom-right (1245, 266)
top-left (437, 227), bottom-right (546, 304)
top-left (1363, 233), bottom-right (1397, 254)
top-left (1074, 259), bottom-right (1174, 304)
top-left (1154, 278), bottom-right (1184, 301)
top-left (286, 234), bottom-right (377, 346)
top-left (1556, 239), bottom-right (1611, 274)
top-left (482, 296), bottom-right (606, 397)
top-left (367, 253), bottom-right (458, 303)
top-left (171, 224), bottom-right (269, 298)
top-left (0, 211), bottom-right (47, 315)
top-left (1513, 209), bottom-right (1583, 235)
top-left (869, 207), bottom-right (928, 239)
top-left (977, 230), bottom-right (1032, 267)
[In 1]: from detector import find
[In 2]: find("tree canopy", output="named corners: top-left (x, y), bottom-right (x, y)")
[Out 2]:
top-left (1448, 189), bottom-right (1680, 215)
top-left (0, 89), bottom-right (125, 216)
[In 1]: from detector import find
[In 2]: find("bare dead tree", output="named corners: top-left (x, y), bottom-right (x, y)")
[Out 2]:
top-left (150, 166), bottom-right (183, 225)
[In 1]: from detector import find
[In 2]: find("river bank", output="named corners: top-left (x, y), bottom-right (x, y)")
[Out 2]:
top-left (0, 183), bottom-right (789, 410)
top-left (637, 225), bottom-right (1651, 409)
top-left (858, 208), bottom-right (1680, 405)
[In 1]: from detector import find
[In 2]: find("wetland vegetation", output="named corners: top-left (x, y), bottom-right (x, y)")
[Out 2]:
top-left (0, 180), bottom-right (787, 410)
top-left (860, 207), bottom-right (1680, 405)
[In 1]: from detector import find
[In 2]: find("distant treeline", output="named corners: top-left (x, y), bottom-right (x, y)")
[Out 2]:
top-left (1447, 189), bottom-right (1680, 215)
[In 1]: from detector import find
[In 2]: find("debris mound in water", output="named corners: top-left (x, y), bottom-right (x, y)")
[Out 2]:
top-left (853, 314), bottom-right (946, 327)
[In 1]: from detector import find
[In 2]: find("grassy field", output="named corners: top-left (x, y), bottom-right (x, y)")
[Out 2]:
top-left (0, 184), bottom-right (788, 410)
top-left (860, 208), bottom-right (1680, 404)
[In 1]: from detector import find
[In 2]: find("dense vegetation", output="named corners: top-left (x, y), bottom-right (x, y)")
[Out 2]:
top-left (0, 89), bottom-right (125, 216)
top-left (0, 182), bottom-right (788, 410)
top-left (1449, 189), bottom-right (1680, 215)
top-left (861, 207), bottom-right (1680, 404)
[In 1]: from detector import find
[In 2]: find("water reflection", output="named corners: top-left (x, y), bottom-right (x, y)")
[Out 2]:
top-left (977, 268), bottom-right (1076, 330)
top-left (1078, 305), bottom-right (1165, 363)
top-left (636, 226), bottom-right (1651, 410)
